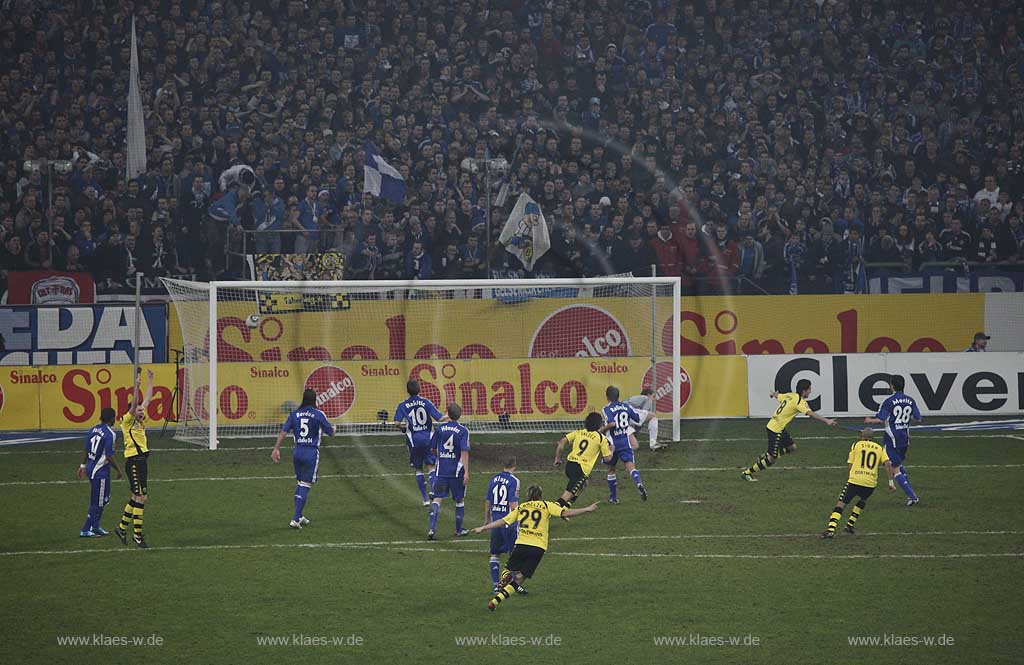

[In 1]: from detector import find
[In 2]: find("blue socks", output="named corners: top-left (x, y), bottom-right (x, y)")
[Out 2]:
top-left (894, 465), bottom-right (917, 500)
top-left (455, 503), bottom-right (465, 533)
top-left (293, 484), bottom-right (310, 521)
top-left (630, 468), bottom-right (643, 487)
top-left (607, 474), bottom-right (618, 501)
top-left (415, 472), bottom-right (428, 502)
top-left (428, 502), bottom-right (440, 532)
top-left (489, 556), bottom-right (501, 586)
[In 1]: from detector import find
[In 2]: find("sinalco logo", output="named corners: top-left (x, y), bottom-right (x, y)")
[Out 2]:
top-left (304, 366), bottom-right (355, 418)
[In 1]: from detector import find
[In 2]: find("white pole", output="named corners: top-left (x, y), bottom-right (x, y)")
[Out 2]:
top-left (132, 272), bottom-right (144, 399)
top-left (649, 264), bottom-right (657, 393)
top-left (672, 277), bottom-right (681, 442)
top-left (208, 283), bottom-right (218, 450)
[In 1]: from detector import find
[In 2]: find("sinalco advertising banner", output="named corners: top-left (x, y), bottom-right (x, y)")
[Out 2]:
top-left (0, 356), bottom-right (745, 431)
top-left (0, 364), bottom-right (179, 431)
top-left (168, 294), bottom-right (985, 365)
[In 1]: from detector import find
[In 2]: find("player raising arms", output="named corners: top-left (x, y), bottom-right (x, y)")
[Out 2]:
top-left (473, 485), bottom-right (598, 611)
top-left (741, 378), bottom-right (837, 481)
top-left (820, 429), bottom-right (895, 538)
top-left (271, 389), bottom-right (334, 529)
top-left (427, 404), bottom-right (469, 540)
top-left (77, 407), bottom-right (122, 538)
top-left (603, 386), bottom-right (648, 503)
top-left (116, 369), bottom-right (154, 548)
top-left (626, 387), bottom-right (665, 451)
top-left (864, 375), bottom-right (922, 506)
top-left (394, 380), bottom-right (448, 506)
top-left (553, 412), bottom-right (613, 507)
top-left (484, 457), bottom-right (520, 591)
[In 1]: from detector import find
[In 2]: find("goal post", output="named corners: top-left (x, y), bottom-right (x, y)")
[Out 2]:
top-left (161, 277), bottom-right (682, 448)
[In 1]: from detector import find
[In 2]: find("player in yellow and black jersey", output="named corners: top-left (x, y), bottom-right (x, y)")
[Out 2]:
top-left (820, 429), bottom-right (896, 538)
top-left (741, 378), bottom-right (837, 481)
top-left (553, 412), bottom-right (613, 507)
top-left (116, 369), bottom-right (154, 548)
top-left (473, 485), bottom-right (597, 611)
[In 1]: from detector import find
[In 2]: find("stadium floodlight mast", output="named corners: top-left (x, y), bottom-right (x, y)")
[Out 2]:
top-left (162, 277), bottom-right (681, 451)
top-left (460, 148), bottom-right (509, 276)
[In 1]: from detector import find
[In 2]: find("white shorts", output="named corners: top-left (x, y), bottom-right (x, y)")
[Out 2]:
top-left (627, 409), bottom-right (650, 435)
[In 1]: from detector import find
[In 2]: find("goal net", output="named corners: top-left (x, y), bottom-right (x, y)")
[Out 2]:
top-left (161, 278), bottom-right (681, 448)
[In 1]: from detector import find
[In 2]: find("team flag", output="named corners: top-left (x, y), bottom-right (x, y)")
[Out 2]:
top-left (363, 141), bottom-right (406, 203)
top-left (499, 193), bottom-right (551, 271)
top-left (126, 16), bottom-right (147, 181)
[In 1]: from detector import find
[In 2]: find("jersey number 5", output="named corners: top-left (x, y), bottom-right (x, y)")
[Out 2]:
top-left (299, 418), bottom-right (310, 438)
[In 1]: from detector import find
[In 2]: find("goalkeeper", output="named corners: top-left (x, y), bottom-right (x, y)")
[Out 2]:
top-left (626, 387), bottom-right (664, 451)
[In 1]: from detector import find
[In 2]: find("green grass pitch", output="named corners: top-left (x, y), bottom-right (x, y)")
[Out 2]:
top-left (1, 419), bottom-right (1022, 664)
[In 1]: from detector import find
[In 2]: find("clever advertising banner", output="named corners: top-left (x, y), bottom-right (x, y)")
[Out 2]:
top-left (0, 305), bottom-right (168, 365)
top-left (747, 353), bottom-right (1024, 417)
top-left (6, 270), bottom-right (96, 304)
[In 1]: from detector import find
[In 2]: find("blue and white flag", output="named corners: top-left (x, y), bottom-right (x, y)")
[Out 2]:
top-left (498, 193), bottom-right (551, 271)
top-left (126, 16), bottom-right (146, 181)
top-left (363, 141), bottom-right (406, 203)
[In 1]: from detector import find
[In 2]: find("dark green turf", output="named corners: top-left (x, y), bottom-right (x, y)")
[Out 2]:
top-left (1, 419), bottom-right (1022, 664)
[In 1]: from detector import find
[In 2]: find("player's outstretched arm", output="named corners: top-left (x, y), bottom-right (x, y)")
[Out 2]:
top-left (883, 460), bottom-right (896, 479)
top-left (864, 416), bottom-right (883, 424)
top-left (808, 410), bottom-right (837, 426)
top-left (141, 369), bottom-right (154, 408)
top-left (562, 502), bottom-right (598, 518)
top-left (553, 436), bottom-right (568, 466)
top-left (473, 517), bottom-right (507, 534)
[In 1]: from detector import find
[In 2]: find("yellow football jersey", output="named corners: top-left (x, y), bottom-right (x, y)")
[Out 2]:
top-left (501, 500), bottom-right (565, 551)
top-left (766, 392), bottom-right (811, 433)
top-left (565, 429), bottom-right (613, 476)
top-left (846, 440), bottom-right (890, 488)
top-left (121, 412), bottom-right (149, 458)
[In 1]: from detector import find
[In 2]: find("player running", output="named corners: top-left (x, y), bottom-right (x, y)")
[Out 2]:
top-left (553, 412), bottom-right (613, 507)
top-left (271, 389), bottom-right (335, 529)
top-left (116, 369), bottom-right (154, 548)
top-left (484, 457), bottom-right (521, 591)
top-left (602, 386), bottom-right (648, 502)
top-left (864, 375), bottom-right (922, 506)
top-left (77, 407), bottom-right (122, 538)
top-left (741, 378), bottom-right (837, 481)
top-left (626, 387), bottom-right (664, 451)
top-left (473, 485), bottom-right (598, 611)
top-left (427, 404), bottom-right (469, 540)
top-left (820, 428), bottom-right (896, 538)
top-left (394, 380), bottom-right (448, 506)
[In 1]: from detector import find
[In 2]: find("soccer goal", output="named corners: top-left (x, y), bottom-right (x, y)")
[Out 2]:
top-left (161, 277), bottom-right (681, 448)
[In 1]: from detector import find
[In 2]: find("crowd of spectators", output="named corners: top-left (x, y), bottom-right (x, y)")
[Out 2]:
top-left (2, 0), bottom-right (1024, 297)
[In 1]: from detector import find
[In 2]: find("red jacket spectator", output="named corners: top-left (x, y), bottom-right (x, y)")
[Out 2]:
top-left (651, 225), bottom-right (681, 276)
top-left (675, 222), bottom-right (701, 287)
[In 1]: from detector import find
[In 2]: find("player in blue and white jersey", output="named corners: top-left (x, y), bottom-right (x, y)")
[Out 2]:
top-left (427, 404), bottom-right (470, 540)
top-left (272, 389), bottom-right (335, 529)
top-left (602, 385), bottom-right (648, 503)
top-left (865, 375), bottom-right (922, 506)
top-left (394, 380), bottom-right (447, 505)
top-left (77, 407), bottom-right (122, 537)
top-left (484, 457), bottom-right (520, 591)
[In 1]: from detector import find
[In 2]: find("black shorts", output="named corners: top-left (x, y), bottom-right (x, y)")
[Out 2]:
top-left (125, 454), bottom-right (149, 495)
top-left (837, 482), bottom-right (874, 504)
top-left (505, 544), bottom-right (546, 579)
top-left (564, 461), bottom-right (587, 497)
top-left (766, 428), bottom-right (794, 456)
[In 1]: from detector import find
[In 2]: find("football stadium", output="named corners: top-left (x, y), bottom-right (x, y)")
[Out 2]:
top-left (1, 2), bottom-right (1023, 664)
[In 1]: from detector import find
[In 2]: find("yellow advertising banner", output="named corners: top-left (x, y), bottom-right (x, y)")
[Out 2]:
top-left (2, 356), bottom-right (746, 432)
top-left (0, 365), bottom-right (180, 431)
top-left (169, 294), bottom-right (983, 368)
top-left (175, 356), bottom-right (748, 429)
